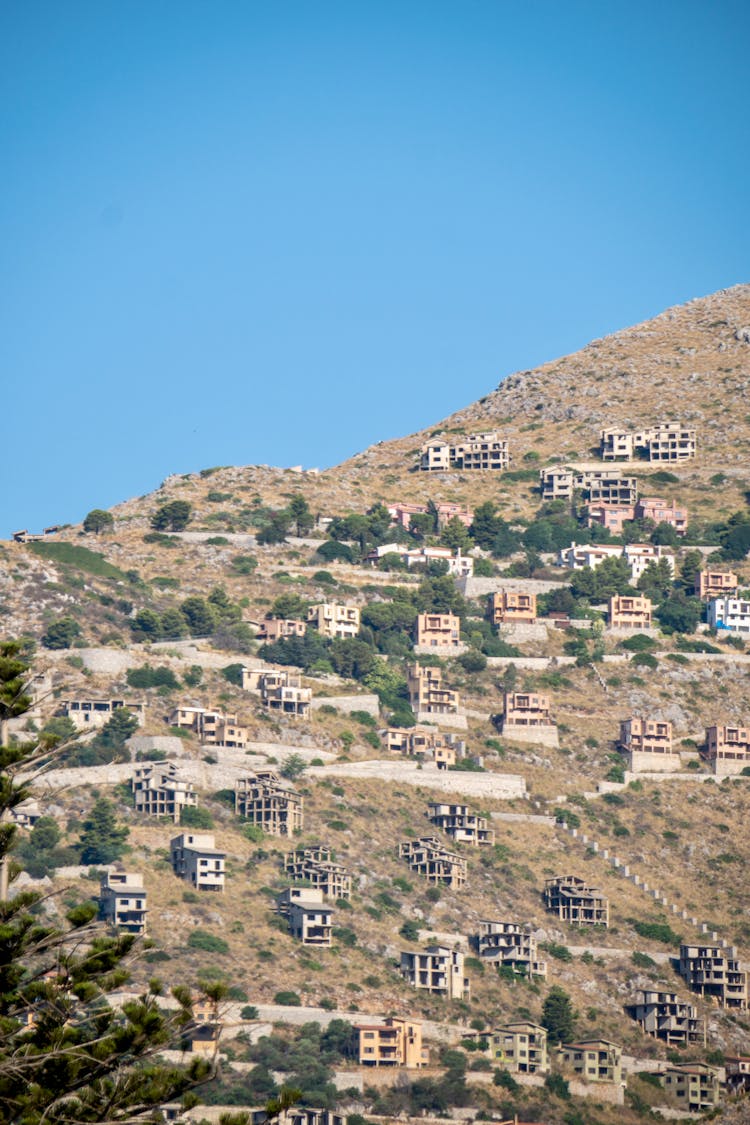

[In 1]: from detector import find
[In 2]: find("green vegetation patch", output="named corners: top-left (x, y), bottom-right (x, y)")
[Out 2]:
top-left (27, 541), bottom-right (129, 581)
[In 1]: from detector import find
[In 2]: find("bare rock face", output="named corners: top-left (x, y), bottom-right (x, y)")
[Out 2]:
top-left (735, 326), bottom-right (750, 343)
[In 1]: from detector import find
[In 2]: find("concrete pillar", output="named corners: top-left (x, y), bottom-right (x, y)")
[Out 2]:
top-left (602, 849), bottom-right (609, 859)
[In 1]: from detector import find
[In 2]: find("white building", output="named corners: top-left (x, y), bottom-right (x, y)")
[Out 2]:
top-left (170, 832), bottom-right (225, 892)
top-left (707, 597), bottom-right (750, 636)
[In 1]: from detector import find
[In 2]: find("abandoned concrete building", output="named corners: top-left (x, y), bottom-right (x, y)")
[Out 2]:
top-left (60, 697), bottom-right (146, 730)
top-left (473, 920), bottom-right (547, 979)
top-left (487, 1022), bottom-right (548, 1074)
top-left (170, 832), bottom-right (225, 892)
top-left (167, 705), bottom-right (248, 748)
top-left (419, 431), bottom-right (510, 472)
top-left (600, 424), bottom-right (696, 462)
top-left (560, 1040), bottom-right (623, 1086)
top-left (678, 942), bottom-right (748, 1009)
top-left (398, 836), bottom-right (467, 888)
top-left (543, 875), bottom-right (609, 927)
top-left (98, 870), bottom-right (147, 935)
top-left (284, 846), bottom-right (352, 899)
top-left (427, 802), bottom-right (495, 846)
top-left (132, 762), bottom-right (197, 822)
top-left (381, 726), bottom-right (465, 768)
top-left (539, 464), bottom-right (638, 504)
top-left (399, 946), bottom-right (469, 1000)
top-left (489, 590), bottom-right (537, 626)
top-left (277, 887), bottom-right (333, 946)
top-left (234, 771), bottom-right (304, 836)
top-left (242, 666), bottom-right (312, 717)
top-left (356, 1017), bottom-right (428, 1068)
top-left (628, 989), bottom-right (706, 1046)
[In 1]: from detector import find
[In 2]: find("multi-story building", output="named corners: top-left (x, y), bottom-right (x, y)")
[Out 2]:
top-left (636, 496), bottom-right (688, 535)
top-left (659, 1064), bottom-right (720, 1111)
top-left (623, 543), bottom-right (676, 582)
top-left (356, 1017), bottom-right (428, 1068)
top-left (558, 543), bottom-right (625, 570)
top-left (427, 802), bottom-right (495, 846)
top-left (489, 1022), bottom-right (548, 1074)
top-left (167, 706), bottom-right (248, 748)
top-left (678, 943), bottom-right (748, 1009)
top-left (60, 697), bottom-right (146, 731)
top-left (387, 502), bottom-right (474, 530)
top-left (400, 946), bottom-right (469, 999)
top-left (132, 763), bottom-right (197, 823)
top-left (398, 836), bottom-right (467, 888)
top-left (696, 569), bottom-right (738, 600)
top-left (234, 771), bottom-right (304, 836)
top-left (609, 595), bottom-right (652, 629)
top-left (560, 1040), bottom-right (622, 1085)
top-left (474, 921), bottom-right (547, 979)
top-left (186, 993), bottom-right (222, 1056)
top-left (600, 424), bottom-right (696, 462)
top-left (406, 664), bottom-right (461, 718)
top-left (707, 596), bottom-right (750, 635)
top-left (98, 870), bottom-right (147, 934)
top-left (705, 724), bottom-right (750, 775)
top-left (170, 832), bottom-right (225, 892)
top-left (539, 464), bottom-right (638, 503)
top-left (628, 989), bottom-right (706, 1046)
top-left (277, 887), bottom-right (333, 946)
top-left (415, 613), bottom-right (462, 649)
top-left (489, 590), bottom-right (537, 626)
top-left (419, 431), bottom-right (510, 472)
top-left (382, 726), bottom-right (465, 768)
top-left (284, 846), bottom-right (352, 900)
top-left (242, 667), bottom-right (312, 717)
top-left (404, 546), bottom-right (474, 578)
top-left (543, 875), bottom-right (609, 927)
top-left (618, 717), bottom-right (680, 772)
top-left (256, 617), bottom-right (307, 643)
top-left (725, 1056), bottom-right (750, 1094)
top-left (307, 603), bottom-right (360, 639)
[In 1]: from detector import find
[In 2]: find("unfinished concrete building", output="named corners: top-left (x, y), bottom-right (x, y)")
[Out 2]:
top-left (600, 424), bottom-right (696, 462)
top-left (678, 943), bottom-right (748, 1010)
top-left (489, 1022), bottom-right (548, 1074)
top-left (400, 946), bottom-right (469, 1000)
top-left (242, 667), bottom-right (312, 717)
top-left (98, 870), bottom-right (147, 935)
top-left (539, 464), bottom-right (638, 504)
top-left (168, 706), bottom-right (248, 748)
top-left (489, 590), bottom-right (537, 626)
top-left (284, 846), bottom-right (352, 900)
top-left (473, 920), bottom-right (547, 979)
top-left (618, 717), bottom-right (680, 773)
top-left (398, 836), bottom-right (467, 888)
top-left (628, 989), bottom-right (706, 1046)
top-left (132, 763), bottom-right (197, 823)
top-left (543, 875), bottom-right (609, 927)
top-left (60, 697), bottom-right (146, 731)
top-left (356, 1017), bottom-right (428, 1068)
top-left (382, 726), bottom-right (465, 768)
top-left (170, 832), bottom-right (225, 892)
top-left (234, 771), bottom-right (304, 836)
top-left (560, 1040), bottom-right (622, 1086)
top-left (419, 431), bottom-right (510, 472)
top-left (427, 802), bottom-right (495, 846)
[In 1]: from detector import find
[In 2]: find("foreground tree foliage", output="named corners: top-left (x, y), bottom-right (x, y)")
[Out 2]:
top-left (0, 640), bottom-right (212, 1123)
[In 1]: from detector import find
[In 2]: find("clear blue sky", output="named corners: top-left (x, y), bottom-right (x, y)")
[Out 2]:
top-left (3, 1), bottom-right (748, 536)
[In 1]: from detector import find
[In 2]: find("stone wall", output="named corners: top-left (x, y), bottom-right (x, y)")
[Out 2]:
top-left (310, 694), bottom-right (380, 717)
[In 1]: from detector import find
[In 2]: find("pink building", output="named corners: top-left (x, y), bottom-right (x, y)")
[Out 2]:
top-left (636, 497), bottom-right (688, 535)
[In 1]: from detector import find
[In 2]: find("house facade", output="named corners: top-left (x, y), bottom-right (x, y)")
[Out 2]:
top-left (406, 664), bottom-right (461, 718)
top-left (356, 1017), bottom-right (428, 1068)
top-left (307, 603), bottom-right (361, 639)
top-left (170, 833), bottom-right (225, 892)
top-left (234, 771), bottom-right (304, 836)
top-left (560, 1040), bottom-right (622, 1085)
top-left (659, 1064), bottom-right (720, 1111)
top-left (256, 618), bottom-right (307, 642)
top-left (609, 595), bottom-right (652, 629)
top-left (382, 726), bottom-right (465, 768)
top-left (705, 724), bottom-right (750, 775)
top-left (696, 569), bottom-right (738, 600)
top-left (489, 1022), bottom-right (548, 1074)
top-left (618, 717), bottom-right (680, 772)
top-left (99, 870), bottom-right (147, 934)
top-left (168, 706), bottom-right (248, 748)
top-left (543, 875), bottom-right (609, 927)
top-left (489, 590), bottom-right (537, 626)
top-left (400, 946), bottom-right (469, 999)
top-left (415, 612), bottom-right (462, 649)
top-left (707, 596), bottom-right (750, 635)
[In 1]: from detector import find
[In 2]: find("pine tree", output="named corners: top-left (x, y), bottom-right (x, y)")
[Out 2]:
top-left (78, 797), bottom-right (129, 864)
top-left (541, 985), bottom-right (577, 1044)
top-left (0, 640), bottom-right (212, 1123)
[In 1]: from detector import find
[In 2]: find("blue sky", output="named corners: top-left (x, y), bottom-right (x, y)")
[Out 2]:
top-left (2, 1), bottom-right (749, 536)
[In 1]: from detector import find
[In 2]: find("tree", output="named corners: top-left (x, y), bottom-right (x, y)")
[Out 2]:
top-left (271, 593), bottom-right (308, 620)
top-left (82, 508), bottom-right (114, 534)
top-left (78, 798), bottom-right (129, 864)
top-left (41, 617), bottom-right (81, 650)
top-left (257, 511), bottom-right (290, 545)
top-left (440, 517), bottom-right (471, 553)
top-left (280, 753), bottom-right (307, 780)
top-left (0, 643), bottom-right (213, 1122)
top-left (151, 499), bottom-right (192, 531)
top-left (656, 592), bottom-right (701, 634)
top-left (541, 985), bottom-right (576, 1044)
top-left (316, 540), bottom-right (354, 564)
top-left (180, 596), bottom-right (218, 636)
top-left (288, 495), bottom-right (314, 537)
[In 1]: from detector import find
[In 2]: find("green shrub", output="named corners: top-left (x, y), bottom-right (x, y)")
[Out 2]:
top-left (187, 930), bottom-right (229, 954)
top-left (180, 806), bottom-right (214, 829)
top-left (274, 991), bottom-right (302, 1006)
top-left (631, 920), bottom-right (682, 944)
top-left (241, 1005), bottom-right (259, 1020)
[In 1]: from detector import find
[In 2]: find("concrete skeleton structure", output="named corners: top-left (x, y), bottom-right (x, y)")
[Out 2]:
top-left (60, 697), bottom-right (146, 730)
top-left (132, 762), bottom-right (197, 823)
top-left (398, 836), bottom-right (467, 888)
top-left (678, 942), bottom-right (748, 1010)
top-left (629, 989), bottom-right (706, 1046)
top-left (170, 832), bottom-right (225, 892)
top-left (427, 802), bottom-right (495, 846)
top-left (381, 726), bottom-right (466, 768)
top-left (234, 771), bottom-right (304, 836)
top-left (168, 706), bottom-right (248, 748)
top-left (242, 666), bottom-right (312, 718)
top-left (473, 920), bottom-right (548, 979)
top-left (98, 870), bottom-right (147, 934)
top-left (419, 431), bottom-right (510, 472)
top-left (543, 875), bottom-right (609, 927)
top-left (600, 423), bottom-right (696, 462)
top-left (539, 464), bottom-right (638, 504)
top-left (399, 946), bottom-right (469, 999)
top-left (284, 846), bottom-right (352, 900)
top-left (696, 569), bottom-right (738, 600)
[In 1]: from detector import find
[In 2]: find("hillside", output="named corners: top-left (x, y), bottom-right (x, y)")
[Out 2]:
top-left (5, 283), bottom-right (750, 1125)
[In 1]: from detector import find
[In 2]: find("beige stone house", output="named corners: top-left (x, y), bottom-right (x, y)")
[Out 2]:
top-left (489, 590), bottom-right (537, 626)
top-left (543, 875), bottom-right (609, 927)
top-left (356, 1017), bottom-right (428, 1068)
top-left (398, 836), bottom-right (467, 887)
top-left (560, 1040), bottom-right (622, 1085)
top-left (705, 724), bottom-right (750, 775)
top-left (382, 726), bottom-right (465, 768)
top-left (679, 942), bottom-right (748, 1009)
top-left (414, 612), bottom-right (462, 648)
top-left (400, 946), bottom-right (469, 1000)
top-left (98, 870), bottom-right (147, 934)
top-left (170, 832), bottom-right (225, 892)
top-left (618, 717), bottom-right (680, 772)
top-left (500, 692), bottom-right (558, 747)
top-left (474, 920), bottom-right (547, 979)
top-left (132, 762), bottom-right (197, 822)
top-left (256, 617), bottom-right (307, 642)
top-left (608, 595), bottom-right (653, 629)
top-left (427, 802), bottom-right (495, 845)
top-left (307, 603), bottom-right (360, 639)
top-left (406, 664), bottom-right (461, 718)
top-left (628, 989), bottom-right (706, 1046)
top-left (234, 771), bottom-right (304, 836)
top-left (696, 568), bottom-right (738, 600)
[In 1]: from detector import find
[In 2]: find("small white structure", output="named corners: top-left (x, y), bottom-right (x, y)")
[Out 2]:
top-left (99, 870), bottom-right (147, 934)
top-left (170, 832), bottom-right (225, 892)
